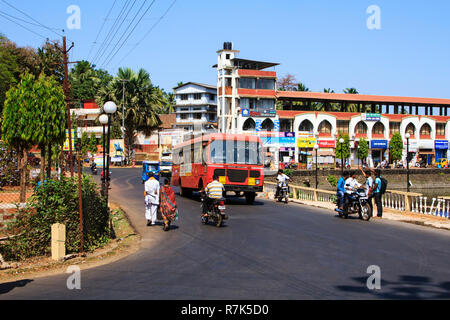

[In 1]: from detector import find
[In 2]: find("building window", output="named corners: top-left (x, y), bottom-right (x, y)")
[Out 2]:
top-left (209, 93), bottom-right (215, 101)
top-left (256, 99), bottom-right (275, 111)
top-left (240, 98), bottom-right (255, 110)
top-left (436, 123), bottom-right (446, 136)
top-left (180, 94), bottom-right (188, 100)
top-left (239, 78), bottom-right (256, 89)
top-left (226, 54), bottom-right (230, 60)
top-left (355, 121), bottom-right (368, 135)
top-left (194, 113), bottom-right (202, 120)
top-left (389, 122), bottom-right (400, 135)
top-left (372, 122), bottom-right (385, 135)
top-left (180, 114), bottom-right (188, 120)
top-left (405, 123), bottom-right (415, 136)
top-left (256, 79), bottom-right (275, 90)
top-left (318, 120), bottom-right (332, 135)
top-left (193, 93), bottom-right (202, 100)
top-left (298, 120), bottom-right (313, 132)
top-left (420, 123), bottom-right (431, 137)
top-left (336, 120), bottom-right (349, 135)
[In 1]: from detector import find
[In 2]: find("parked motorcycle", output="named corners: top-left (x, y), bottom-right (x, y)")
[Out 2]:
top-left (277, 181), bottom-right (289, 204)
top-left (335, 188), bottom-right (372, 221)
top-left (200, 194), bottom-right (228, 227)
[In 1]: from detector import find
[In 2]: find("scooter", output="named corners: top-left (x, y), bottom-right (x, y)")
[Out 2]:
top-left (335, 188), bottom-right (372, 221)
top-left (90, 163), bottom-right (97, 175)
top-left (200, 193), bottom-right (228, 228)
top-left (277, 182), bottom-right (289, 204)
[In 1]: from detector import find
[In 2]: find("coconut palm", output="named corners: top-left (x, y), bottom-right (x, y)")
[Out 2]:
top-left (343, 87), bottom-right (359, 112)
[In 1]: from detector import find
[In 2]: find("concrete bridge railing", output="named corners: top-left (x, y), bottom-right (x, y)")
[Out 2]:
top-left (263, 182), bottom-right (450, 218)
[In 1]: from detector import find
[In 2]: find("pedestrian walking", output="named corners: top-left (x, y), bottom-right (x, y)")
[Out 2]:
top-left (144, 171), bottom-right (160, 226)
top-left (360, 168), bottom-right (374, 216)
top-left (160, 179), bottom-right (178, 231)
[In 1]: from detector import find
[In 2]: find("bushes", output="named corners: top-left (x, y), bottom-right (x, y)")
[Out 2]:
top-left (283, 169), bottom-right (293, 177)
top-left (327, 175), bottom-right (338, 187)
top-left (0, 175), bottom-right (110, 261)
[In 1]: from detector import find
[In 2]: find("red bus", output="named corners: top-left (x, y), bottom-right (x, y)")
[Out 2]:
top-left (171, 133), bottom-right (264, 204)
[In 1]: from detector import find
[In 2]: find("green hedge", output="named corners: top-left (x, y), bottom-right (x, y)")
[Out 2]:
top-left (0, 175), bottom-right (110, 261)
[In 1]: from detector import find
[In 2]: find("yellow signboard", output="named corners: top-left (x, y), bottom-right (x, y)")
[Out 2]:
top-left (219, 176), bottom-right (226, 184)
top-left (297, 137), bottom-right (316, 148)
top-left (63, 129), bottom-right (75, 151)
top-left (248, 177), bottom-right (255, 186)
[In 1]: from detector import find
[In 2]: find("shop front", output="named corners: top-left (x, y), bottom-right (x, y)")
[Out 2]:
top-left (418, 140), bottom-right (435, 165)
top-left (278, 132), bottom-right (296, 166)
top-left (316, 140), bottom-right (336, 167)
top-left (370, 140), bottom-right (388, 166)
top-left (297, 132), bottom-right (316, 169)
top-left (403, 139), bottom-right (418, 165)
top-left (435, 140), bottom-right (448, 162)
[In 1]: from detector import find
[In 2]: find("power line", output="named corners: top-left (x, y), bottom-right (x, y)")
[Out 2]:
top-left (0, 11), bottom-right (48, 39)
top-left (114, 0), bottom-right (177, 69)
top-left (92, 0), bottom-right (132, 65)
top-left (0, 0), bottom-right (62, 37)
top-left (86, 0), bottom-right (118, 61)
top-left (0, 9), bottom-right (60, 31)
top-left (93, 0), bottom-right (136, 66)
top-left (102, 0), bottom-right (157, 69)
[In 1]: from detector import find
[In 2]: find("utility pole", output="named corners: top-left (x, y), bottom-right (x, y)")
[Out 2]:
top-left (62, 31), bottom-right (75, 177)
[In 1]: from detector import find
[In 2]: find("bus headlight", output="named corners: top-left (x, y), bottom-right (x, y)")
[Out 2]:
top-left (255, 179), bottom-right (260, 185)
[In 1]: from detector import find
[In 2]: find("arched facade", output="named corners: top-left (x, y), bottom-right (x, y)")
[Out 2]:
top-left (261, 118), bottom-right (274, 131)
top-left (318, 120), bottom-right (332, 136)
top-left (298, 119), bottom-right (313, 132)
top-left (242, 118), bottom-right (256, 131)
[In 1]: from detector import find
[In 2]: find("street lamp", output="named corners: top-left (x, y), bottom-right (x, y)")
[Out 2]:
top-left (99, 114), bottom-right (108, 196)
top-left (103, 101), bottom-right (117, 203)
top-left (339, 137), bottom-right (344, 176)
top-left (314, 143), bottom-right (319, 189)
top-left (405, 132), bottom-right (410, 192)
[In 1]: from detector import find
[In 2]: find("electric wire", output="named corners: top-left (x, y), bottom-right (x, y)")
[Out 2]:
top-left (0, 11), bottom-right (48, 39)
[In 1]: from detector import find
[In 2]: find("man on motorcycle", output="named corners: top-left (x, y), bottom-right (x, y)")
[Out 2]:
top-left (275, 169), bottom-right (291, 202)
top-left (336, 171), bottom-right (349, 211)
top-left (343, 171), bottom-right (361, 214)
top-left (202, 174), bottom-right (225, 216)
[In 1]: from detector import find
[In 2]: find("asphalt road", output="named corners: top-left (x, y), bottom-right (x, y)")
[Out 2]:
top-left (1, 168), bottom-right (449, 299)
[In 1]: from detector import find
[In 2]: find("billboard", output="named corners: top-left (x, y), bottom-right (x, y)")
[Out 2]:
top-left (63, 129), bottom-right (76, 151)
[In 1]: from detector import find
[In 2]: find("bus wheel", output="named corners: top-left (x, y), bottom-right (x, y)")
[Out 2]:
top-left (245, 192), bottom-right (256, 205)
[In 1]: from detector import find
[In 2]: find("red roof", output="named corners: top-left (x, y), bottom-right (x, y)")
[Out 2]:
top-left (276, 91), bottom-right (450, 106)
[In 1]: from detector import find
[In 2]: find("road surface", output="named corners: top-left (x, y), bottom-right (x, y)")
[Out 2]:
top-left (1, 168), bottom-right (449, 299)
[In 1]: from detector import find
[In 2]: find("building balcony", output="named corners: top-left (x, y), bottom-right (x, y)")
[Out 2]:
top-left (218, 86), bottom-right (233, 96)
top-left (238, 69), bottom-right (276, 78)
top-left (237, 88), bottom-right (276, 98)
top-left (176, 98), bottom-right (216, 105)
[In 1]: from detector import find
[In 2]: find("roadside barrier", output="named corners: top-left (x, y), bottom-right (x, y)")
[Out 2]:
top-left (263, 182), bottom-right (449, 218)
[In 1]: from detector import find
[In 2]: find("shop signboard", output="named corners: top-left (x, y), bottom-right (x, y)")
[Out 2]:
top-left (435, 140), bottom-right (449, 150)
top-left (403, 140), bottom-right (418, 152)
top-left (371, 140), bottom-right (388, 149)
top-left (317, 140), bottom-right (336, 148)
top-left (297, 137), bottom-right (316, 148)
top-left (63, 129), bottom-right (76, 151)
top-left (418, 140), bottom-right (434, 149)
top-left (362, 113), bottom-right (381, 121)
top-left (241, 108), bottom-right (250, 117)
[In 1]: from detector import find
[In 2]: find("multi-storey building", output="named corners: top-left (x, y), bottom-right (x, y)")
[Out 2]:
top-left (70, 99), bottom-right (103, 139)
top-left (212, 43), bottom-right (450, 169)
top-left (173, 82), bottom-right (217, 132)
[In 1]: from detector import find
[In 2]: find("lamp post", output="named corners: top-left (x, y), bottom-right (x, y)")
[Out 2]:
top-left (314, 143), bottom-right (319, 189)
top-left (99, 114), bottom-right (108, 196)
top-left (339, 137), bottom-right (345, 176)
top-left (405, 132), bottom-right (410, 192)
top-left (103, 101), bottom-right (117, 204)
top-left (357, 145), bottom-right (360, 169)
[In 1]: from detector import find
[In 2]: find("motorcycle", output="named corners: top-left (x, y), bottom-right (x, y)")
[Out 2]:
top-left (200, 193), bottom-right (228, 227)
top-left (90, 163), bottom-right (97, 175)
top-left (335, 188), bottom-right (372, 221)
top-left (277, 182), bottom-right (289, 204)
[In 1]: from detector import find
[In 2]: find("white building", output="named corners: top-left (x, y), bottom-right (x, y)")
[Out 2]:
top-left (173, 82), bottom-right (217, 132)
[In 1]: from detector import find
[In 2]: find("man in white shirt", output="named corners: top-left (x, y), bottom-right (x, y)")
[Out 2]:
top-left (343, 171), bottom-right (361, 214)
top-left (275, 169), bottom-right (291, 201)
top-left (144, 171), bottom-right (160, 226)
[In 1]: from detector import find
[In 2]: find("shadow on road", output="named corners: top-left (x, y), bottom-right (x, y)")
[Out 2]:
top-left (0, 279), bottom-right (34, 295)
top-left (178, 191), bottom-right (265, 206)
top-left (336, 275), bottom-right (450, 299)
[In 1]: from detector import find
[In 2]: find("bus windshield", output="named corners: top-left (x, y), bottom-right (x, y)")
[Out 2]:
top-left (209, 139), bottom-right (262, 165)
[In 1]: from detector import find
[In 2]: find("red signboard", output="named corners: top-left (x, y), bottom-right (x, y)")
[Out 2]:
top-left (318, 140), bottom-right (336, 148)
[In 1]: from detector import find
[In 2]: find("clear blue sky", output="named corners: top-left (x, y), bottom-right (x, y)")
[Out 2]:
top-left (1, 0), bottom-right (450, 98)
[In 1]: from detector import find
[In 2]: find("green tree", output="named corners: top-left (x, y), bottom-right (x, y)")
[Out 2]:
top-left (343, 87), bottom-right (359, 112)
top-left (2, 73), bottom-right (39, 201)
top-left (37, 40), bottom-right (64, 83)
top-left (88, 132), bottom-right (98, 155)
top-left (389, 132), bottom-right (403, 162)
top-left (80, 131), bottom-right (89, 158)
top-left (335, 133), bottom-right (350, 164)
top-left (96, 67), bottom-right (163, 163)
top-left (357, 138), bottom-right (369, 164)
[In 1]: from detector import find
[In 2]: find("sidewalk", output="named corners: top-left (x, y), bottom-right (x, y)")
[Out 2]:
top-left (259, 191), bottom-right (450, 231)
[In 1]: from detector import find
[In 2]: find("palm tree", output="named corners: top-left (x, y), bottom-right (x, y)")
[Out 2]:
top-left (343, 87), bottom-right (359, 112)
top-left (297, 82), bottom-right (310, 92)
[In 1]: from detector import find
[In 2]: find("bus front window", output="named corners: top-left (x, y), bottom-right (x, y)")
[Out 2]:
top-left (210, 139), bottom-right (262, 165)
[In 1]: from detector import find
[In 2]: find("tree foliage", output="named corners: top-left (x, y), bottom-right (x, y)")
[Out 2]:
top-left (357, 138), bottom-right (369, 160)
top-left (389, 132), bottom-right (403, 161)
top-left (335, 133), bottom-right (351, 161)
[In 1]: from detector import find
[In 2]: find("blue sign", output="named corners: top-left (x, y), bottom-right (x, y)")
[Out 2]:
top-left (435, 140), bottom-right (449, 150)
top-left (371, 140), bottom-right (388, 149)
top-left (241, 109), bottom-right (250, 117)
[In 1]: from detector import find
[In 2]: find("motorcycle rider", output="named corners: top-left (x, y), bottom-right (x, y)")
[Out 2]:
top-left (275, 169), bottom-right (291, 202)
top-left (343, 170), bottom-right (361, 214)
top-left (202, 174), bottom-right (225, 216)
top-left (336, 171), bottom-right (349, 211)
top-left (90, 161), bottom-right (97, 173)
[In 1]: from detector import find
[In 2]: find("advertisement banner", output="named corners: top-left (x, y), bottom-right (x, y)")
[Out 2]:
top-left (371, 140), bottom-right (388, 149)
top-left (435, 140), bottom-right (448, 150)
top-left (63, 129), bottom-right (75, 151)
top-left (297, 132), bottom-right (316, 148)
top-left (403, 140), bottom-right (418, 152)
top-left (318, 140), bottom-right (336, 148)
top-left (110, 139), bottom-right (125, 158)
top-left (362, 113), bottom-right (381, 121)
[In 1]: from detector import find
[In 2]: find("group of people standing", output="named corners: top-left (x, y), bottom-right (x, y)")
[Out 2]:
top-left (336, 168), bottom-right (384, 218)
